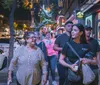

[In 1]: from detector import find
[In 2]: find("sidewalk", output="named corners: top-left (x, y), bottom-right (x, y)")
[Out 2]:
top-left (0, 67), bottom-right (59, 85)
top-left (0, 67), bottom-right (17, 85)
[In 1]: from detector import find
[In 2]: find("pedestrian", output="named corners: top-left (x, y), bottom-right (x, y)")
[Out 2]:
top-left (41, 26), bottom-right (48, 40)
top-left (55, 27), bottom-right (64, 38)
top-left (53, 21), bottom-right (73, 85)
top-left (59, 23), bottom-right (90, 85)
top-left (7, 32), bottom-right (47, 85)
top-left (85, 26), bottom-right (100, 85)
top-left (43, 32), bottom-right (57, 85)
top-left (34, 31), bottom-right (48, 65)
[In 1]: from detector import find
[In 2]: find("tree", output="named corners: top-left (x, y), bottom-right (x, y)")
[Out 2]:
top-left (1, 0), bottom-right (17, 65)
top-left (1, 0), bottom-right (41, 65)
top-left (1, 1), bottom-right (57, 65)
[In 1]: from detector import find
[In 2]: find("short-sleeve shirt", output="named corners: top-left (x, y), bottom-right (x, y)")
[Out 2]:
top-left (88, 38), bottom-right (100, 69)
top-left (55, 33), bottom-right (70, 53)
top-left (62, 40), bottom-right (90, 63)
top-left (88, 37), bottom-right (100, 56)
top-left (9, 46), bottom-right (47, 85)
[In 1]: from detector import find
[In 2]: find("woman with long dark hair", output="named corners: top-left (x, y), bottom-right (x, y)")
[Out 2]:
top-left (59, 23), bottom-right (90, 85)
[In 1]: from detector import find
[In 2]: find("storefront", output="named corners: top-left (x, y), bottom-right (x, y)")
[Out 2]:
top-left (85, 15), bottom-right (92, 27)
top-left (83, 1), bottom-right (100, 44)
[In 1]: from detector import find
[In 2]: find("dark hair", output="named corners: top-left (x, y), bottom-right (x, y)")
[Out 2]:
top-left (24, 32), bottom-right (34, 39)
top-left (65, 21), bottom-right (73, 26)
top-left (34, 31), bottom-right (41, 39)
top-left (73, 23), bottom-right (87, 44)
top-left (24, 32), bottom-right (34, 45)
top-left (84, 25), bottom-right (92, 30)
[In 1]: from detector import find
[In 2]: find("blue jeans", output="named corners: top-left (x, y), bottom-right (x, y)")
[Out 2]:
top-left (48, 55), bottom-right (57, 81)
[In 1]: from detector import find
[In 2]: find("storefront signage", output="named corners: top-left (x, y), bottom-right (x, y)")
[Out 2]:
top-left (76, 12), bottom-right (84, 18)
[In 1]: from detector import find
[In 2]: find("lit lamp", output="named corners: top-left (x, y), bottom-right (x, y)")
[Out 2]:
top-left (0, 14), bottom-right (4, 18)
top-left (23, 0), bottom-right (29, 7)
top-left (76, 12), bottom-right (84, 18)
top-left (14, 22), bottom-right (18, 28)
top-left (23, 24), bottom-right (27, 28)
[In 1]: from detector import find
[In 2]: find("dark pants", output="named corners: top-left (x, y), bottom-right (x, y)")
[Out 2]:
top-left (57, 63), bottom-right (68, 85)
top-left (89, 69), bottom-right (98, 85)
top-left (69, 80), bottom-right (84, 85)
top-left (17, 80), bottom-right (21, 85)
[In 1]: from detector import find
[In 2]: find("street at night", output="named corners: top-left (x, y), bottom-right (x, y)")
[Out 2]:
top-left (0, 0), bottom-right (100, 85)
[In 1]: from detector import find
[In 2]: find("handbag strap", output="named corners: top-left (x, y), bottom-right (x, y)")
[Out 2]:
top-left (42, 42), bottom-right (44, 51)
top-left (67, 42), bottom-right (81, 59)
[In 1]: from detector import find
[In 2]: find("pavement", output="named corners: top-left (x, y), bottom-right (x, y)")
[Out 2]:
top-left (0, 67), bottom-right (17, 85)
top-left (0, 67), bottom-right (59, 85)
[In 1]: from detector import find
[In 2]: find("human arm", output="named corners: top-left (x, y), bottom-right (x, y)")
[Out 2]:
top-left (59, 54), bottom-right (77, 72)
top-left (42, 42), bottom-right (48, 62)
top-left (59, 44), bottom-right (77, 72)
top-left (82, 52), bottom-right (99, 65)
top-left (53, 36), bottom-right (62, 52)
top-left (39, 49), bottom-right (47, 85)
top-left (82, 57), bottom-right (97, 65)
top-left (53, 44), bottom-right (62, 52)
top-left (7, 48), bottom-right (19, 84)
top-left (82, 40), bottom-right (100, 65)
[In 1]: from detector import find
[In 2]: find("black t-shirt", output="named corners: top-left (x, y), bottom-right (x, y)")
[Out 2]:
top-left (88, 38), bottom-right (100, 69)
top-left (55, 33), bottom-right (70, 58)
top-left (62, 40), bottom-right (90, 63)
top-left (55, 33), bottom-right (70, 48)
top-left (88, 37), bottom-right (100, 56)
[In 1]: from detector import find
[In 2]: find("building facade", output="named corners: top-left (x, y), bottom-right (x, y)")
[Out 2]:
top-left (62, 0), bottom-right (100, 44)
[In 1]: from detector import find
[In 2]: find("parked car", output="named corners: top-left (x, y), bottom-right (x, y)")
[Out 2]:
top-left (0, 38), bottom-right (9, 57)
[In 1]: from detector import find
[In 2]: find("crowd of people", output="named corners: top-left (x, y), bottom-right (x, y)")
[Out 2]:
top-left (7, 21), bottom-right (100, 85)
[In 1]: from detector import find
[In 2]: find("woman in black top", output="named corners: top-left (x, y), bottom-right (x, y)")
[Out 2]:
top-left (34, 31), bottom-right (48, 62)
top-left (59, 23), bottom-right (90, 85)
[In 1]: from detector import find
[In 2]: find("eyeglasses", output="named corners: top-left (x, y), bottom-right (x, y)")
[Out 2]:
top-left (67, 24), bottom-right (73, 27)
top-left (27, 36), bottom-right (36, 39)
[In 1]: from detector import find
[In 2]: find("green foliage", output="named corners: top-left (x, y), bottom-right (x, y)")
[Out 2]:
top-left (1, 0), bottom-right (13, 10)
top-left (1, 0), bottom-right (29, 10)
top-left (0, 49), bottom-right (4, 54)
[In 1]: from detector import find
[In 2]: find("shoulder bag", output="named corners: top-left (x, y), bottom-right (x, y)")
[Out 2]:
top-left (66, 42), bottom-right (95, 84)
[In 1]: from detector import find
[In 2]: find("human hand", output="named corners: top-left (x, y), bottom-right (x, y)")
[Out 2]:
top-left (70, 64), bottom-right (78, 72)
top-left (41, 75), bottom-right (47, 85)
top-left (7, 75), bottom-right (12, 85)
top-left (81, 58), bottom-right (91, 64)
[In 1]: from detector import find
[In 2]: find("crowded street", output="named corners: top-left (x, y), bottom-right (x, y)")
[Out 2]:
top-left (0, 0), bottom-right (100, 85)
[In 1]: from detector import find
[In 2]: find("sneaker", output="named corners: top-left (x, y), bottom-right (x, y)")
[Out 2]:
top-left (52, 81), bottom-right (57, 85)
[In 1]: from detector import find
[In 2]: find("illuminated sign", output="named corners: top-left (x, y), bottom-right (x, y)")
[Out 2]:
top-left (76, 12), bottom-right (84, 18)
